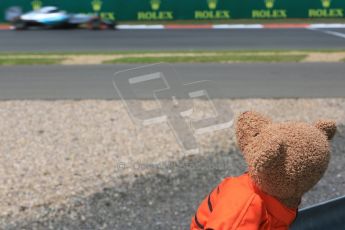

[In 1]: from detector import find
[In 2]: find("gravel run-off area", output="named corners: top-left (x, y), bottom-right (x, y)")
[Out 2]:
top-left (0, 99), bottom-right (344, 229)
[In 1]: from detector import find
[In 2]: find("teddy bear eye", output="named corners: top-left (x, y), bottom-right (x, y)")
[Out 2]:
top-left (253, 133), bottom-right (259, 137)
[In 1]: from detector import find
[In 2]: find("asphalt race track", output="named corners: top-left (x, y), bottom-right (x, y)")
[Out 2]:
top-left (0, 28), bottom-right (345, 51)
top-left (0, 63), bottom-right (344, 99)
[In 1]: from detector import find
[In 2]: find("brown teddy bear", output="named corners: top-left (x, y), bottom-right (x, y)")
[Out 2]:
top-left (191, 111), bottom-right (336, 230)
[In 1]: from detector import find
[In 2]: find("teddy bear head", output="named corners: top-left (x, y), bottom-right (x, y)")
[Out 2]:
top-left (236, 111), bottom-right (336, 208)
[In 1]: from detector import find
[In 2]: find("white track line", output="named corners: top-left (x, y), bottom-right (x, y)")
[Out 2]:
top-left (115, 23), bottom-right (345, 30)
top-left (309, 24), bottom-right (345, 29)
top-left (310, 28), bottom-right (345, 39)
top-left (117, 25), bottom-right (164, 29)
top-left (322, 30), bottom-right (345, 39)
top-left (212, 24), bottom-right (263, 29)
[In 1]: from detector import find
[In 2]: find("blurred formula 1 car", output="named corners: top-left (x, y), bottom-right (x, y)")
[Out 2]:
top-left (7, 6), bottom-right (115, 30)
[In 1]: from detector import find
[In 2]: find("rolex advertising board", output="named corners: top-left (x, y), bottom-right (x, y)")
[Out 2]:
top-left (251, 0), bottom-right (288, 19)
top-left (1, 0), bottom-right (345, 22)
top-left (309, 0), bottom-right (344, 18)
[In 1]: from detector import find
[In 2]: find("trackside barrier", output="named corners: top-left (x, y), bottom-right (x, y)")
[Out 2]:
top-left (291, 195), bottom-right (345, 230)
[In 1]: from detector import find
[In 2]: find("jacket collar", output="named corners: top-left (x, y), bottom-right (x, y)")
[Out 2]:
top-left (245, 173), bottom-right (297, 226)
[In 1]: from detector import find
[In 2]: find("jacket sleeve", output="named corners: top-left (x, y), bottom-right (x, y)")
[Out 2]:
top-left (204, 193), bottom-right (266, 230)
top-left (191, 186), bottom-right (221, 230)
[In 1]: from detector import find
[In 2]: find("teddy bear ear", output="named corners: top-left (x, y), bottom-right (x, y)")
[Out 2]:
top-left (314, 120), bottom-right (337, 140)
top-left (236, 111), bottom-right (272, 152)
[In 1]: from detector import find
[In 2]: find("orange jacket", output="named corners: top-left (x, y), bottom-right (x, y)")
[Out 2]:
top-left (190, 173), bottom-right (297, 230)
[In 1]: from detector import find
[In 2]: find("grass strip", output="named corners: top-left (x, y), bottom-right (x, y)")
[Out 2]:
top-left (104, 54), bottom-right (307, 64)
top-left (1, 49), bottom-right (345, 56)
top-left (0, 57), bottom-right (63, 66)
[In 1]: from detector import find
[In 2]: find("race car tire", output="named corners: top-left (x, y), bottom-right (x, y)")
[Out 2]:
top-left (107, 21), bottom-right (117, 30)
top-left (13, 19), bottom-right (27, 30)
top-left (90, 18), bottom-right (101, 30)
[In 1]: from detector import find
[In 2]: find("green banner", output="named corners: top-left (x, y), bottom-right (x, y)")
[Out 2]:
top-left (1, 0), bottom-right (345, 22)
